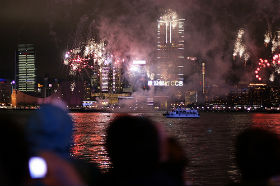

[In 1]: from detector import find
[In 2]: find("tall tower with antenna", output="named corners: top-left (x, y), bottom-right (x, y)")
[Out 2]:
top-left (156, 10), bottom-right (185, 82)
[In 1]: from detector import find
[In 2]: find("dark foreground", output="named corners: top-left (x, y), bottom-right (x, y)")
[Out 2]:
top-left (2, 110), bottom-right (280, 186)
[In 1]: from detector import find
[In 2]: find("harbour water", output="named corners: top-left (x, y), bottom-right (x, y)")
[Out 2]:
top-left (70, 112), bottom-right (280, 186)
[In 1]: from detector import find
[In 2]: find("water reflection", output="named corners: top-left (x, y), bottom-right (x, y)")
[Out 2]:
top-left (71, 113), bottom-right (116, 170)
top-left (251, 113), bottom-right (280, 134)
top-left (70, 112), bottom-right (280, 186)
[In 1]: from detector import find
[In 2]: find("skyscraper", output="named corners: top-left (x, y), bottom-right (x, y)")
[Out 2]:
top-left (16, 44), bottom-right (36, 92)
top-left (100, 64), bottom-right (110, 92)
top-left (156, 10), bottom-right (185, 83)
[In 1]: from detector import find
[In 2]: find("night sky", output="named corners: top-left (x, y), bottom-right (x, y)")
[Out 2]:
top-left (1, 0), bottom-right (280, 84)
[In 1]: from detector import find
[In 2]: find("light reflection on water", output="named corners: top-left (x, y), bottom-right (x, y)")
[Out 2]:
top-left (71, 113), bottom-right (115, 170)
top-left (70, 112), bottom-right (280, 186)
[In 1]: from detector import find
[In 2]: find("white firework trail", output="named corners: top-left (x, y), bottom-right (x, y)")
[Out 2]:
top-left (233, 28), bottom-right (250, 63)
top-left (264, 30), bottom-right (272, 46)
top-left (264, 30), bottom-right (280, 53)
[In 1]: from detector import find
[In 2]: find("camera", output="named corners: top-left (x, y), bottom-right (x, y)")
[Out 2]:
top-left (28, 156), bottom-right (47, 179)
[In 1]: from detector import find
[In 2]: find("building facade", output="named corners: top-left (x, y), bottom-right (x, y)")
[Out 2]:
top-left (156, 10), bottom-right (185, 82)
top-left (0, 79), bottom-right (12, 106)
top-left (150, 10), bottom-right (186, 106)
top-left (16, 44), bottom-right (36, 92)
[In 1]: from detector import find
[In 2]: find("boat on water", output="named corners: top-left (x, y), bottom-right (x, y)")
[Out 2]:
top-left (164, 108), bottom-right (200, 118)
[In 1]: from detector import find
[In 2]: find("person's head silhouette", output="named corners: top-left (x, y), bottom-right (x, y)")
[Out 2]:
top-left (235, 127), bottom-right (280, 181)
top-left (105, 115), bottom-right (161, 172)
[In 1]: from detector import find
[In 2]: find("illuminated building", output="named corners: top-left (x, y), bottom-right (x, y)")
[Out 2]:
top-left (112, 67), bottom-right (118, 92)
top-left (37, 77), bottom-right (59, 98)
top-left (100, 64), bottom-right (110, 92)
top-left (202, 62), bottom-right (206, 94)
top-left (112, 64), bottom-right (122, 93)
top-left (130, 60), bottom-right (149, 90)
top-left (100, 60), bottom-right (122, 93)
top-left (90, 61), bottom-right (101, 93)
top-left (60, 81), bottom-right (84, 107)
top-left (0, 79), bottom-right (12, 106)
top-left (247, 83), bottom-right (270, 106)
top-left (156, 10), bottom-right (185, 82)
top-left (207, 83), bottom-right (280, 108)
top-left (185, 90), bottom-right (197, 105)
top-left (150, 10), bottom-right (186, 106)
top-left (16, 44), bottom-right (36, 92)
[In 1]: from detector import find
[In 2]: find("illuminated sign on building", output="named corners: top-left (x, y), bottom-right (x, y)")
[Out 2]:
top-left (132, 60), bottom-right (146, 65)
top-left (148, 80), bottom-right (183, 87)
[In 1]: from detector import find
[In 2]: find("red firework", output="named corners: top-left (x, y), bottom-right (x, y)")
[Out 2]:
top-left (272, 54), bottom-right (280, 65)
top-left (255, 54), bottom-right (280, 81)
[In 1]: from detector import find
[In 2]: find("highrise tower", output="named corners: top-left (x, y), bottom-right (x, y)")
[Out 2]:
top-left (16, 44), bottom-right (36, 92)
top-left (156, 10), bottom-right (185, 82)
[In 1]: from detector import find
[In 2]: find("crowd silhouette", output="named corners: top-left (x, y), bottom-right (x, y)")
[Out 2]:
top-left (228, 127), bottom-right (280, 186)
top-left (1, 101), bottom-right (280, 186)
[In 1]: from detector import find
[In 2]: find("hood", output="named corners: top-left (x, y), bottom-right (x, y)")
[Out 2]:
top-left (26, 104), bottom-right (73, 159)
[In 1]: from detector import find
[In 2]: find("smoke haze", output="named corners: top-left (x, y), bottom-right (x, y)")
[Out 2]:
top-left (1, 0), bottom-right (280, 94)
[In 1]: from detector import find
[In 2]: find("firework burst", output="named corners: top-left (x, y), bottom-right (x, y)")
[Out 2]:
top-left (64, 39), bottom-right (107, 75)
top-left (255, 54), bottom-right (280, 82)
top-left (158, 9), bottom-right (180, 29)
top-left (233, 28), bottom-right (250, 64)
top-left (160, 9), bottom-right (178, 22)
top-left (271, 34), bottom-right (280, 53)
top-left (63, 39), bottom-right (124, 76)
top-left (264, 30), bottom-right (280, 53)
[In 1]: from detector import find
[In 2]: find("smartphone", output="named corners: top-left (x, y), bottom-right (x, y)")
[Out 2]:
top-left (29, 156), bottom-right (47, 179)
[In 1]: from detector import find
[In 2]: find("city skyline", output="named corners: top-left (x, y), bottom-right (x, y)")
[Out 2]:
top-left (2, 3), bottom-right (280, 185)
top-left (1, 0), bottom-right (280, 87)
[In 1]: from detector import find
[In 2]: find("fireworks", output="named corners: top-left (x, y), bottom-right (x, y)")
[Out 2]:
top-left (64, 39), bottom-right (123, 75)
top-left (63, 39), bottom-right (105, 74)
top-left (264, 30), bottom-right (280, 53)
top-left (233, 28), bottom-right (250, 63)
top-left (255, 58), bottom-right (269, 81)
top-left (271, 32), bottom-right (280, 53)
top-left (70, 82), bottom-right (76, 92)
top-left (264, 30), bottom-right (272, 46)
top-left (160, 9), bottom-right (178, 22)
top-left (255, 54), bottom-right (280, 82)
top-left (63, 39), bottom-right (125, 92)
top-left (158, 9), bottom-right (180, 29)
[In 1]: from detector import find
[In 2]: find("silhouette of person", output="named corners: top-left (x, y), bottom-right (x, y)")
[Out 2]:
top-left (161, 137), bottom-right (189, 186)
top-left (0, 117), bottom-right (29, 185)
top-left (99, 115), bottom-right (183, 186)
top-left (230, 127), bottom-right (280, 186)
top-left (26, 103), bottom-right (100, 186)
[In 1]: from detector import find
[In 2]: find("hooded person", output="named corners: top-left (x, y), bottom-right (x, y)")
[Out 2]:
top-left (26, 103), bottom-right (101, 186)
top-left (26, 104), bottom-right (73, 159)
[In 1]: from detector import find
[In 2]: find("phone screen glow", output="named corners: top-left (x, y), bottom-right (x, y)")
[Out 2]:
top-left (29, 157), bottom-right (47, 179)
